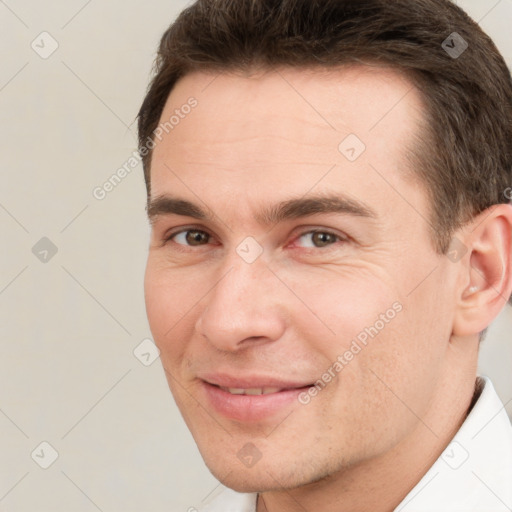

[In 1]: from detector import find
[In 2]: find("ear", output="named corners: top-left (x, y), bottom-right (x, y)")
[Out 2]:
top-left (452, 203), bottom-right (512, 337)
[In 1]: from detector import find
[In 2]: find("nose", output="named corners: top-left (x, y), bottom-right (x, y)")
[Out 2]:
top-left (195, 256), bottom-right (287, 352)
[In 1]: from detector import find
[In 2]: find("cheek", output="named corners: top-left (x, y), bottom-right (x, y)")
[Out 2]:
top-left (279, 264), bottom-right (398, 354)
top-left (340, 293), bottom-right (448, 446)
top-left (283, 268), bottom-right (431, 441)
top-left (144, 268), bottom-right (170, 340)
top-left (144, 262), bottom-right (198, 361)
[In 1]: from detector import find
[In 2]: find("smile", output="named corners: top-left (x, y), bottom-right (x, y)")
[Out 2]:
top-left (200, 376), bottom-right (314, 422)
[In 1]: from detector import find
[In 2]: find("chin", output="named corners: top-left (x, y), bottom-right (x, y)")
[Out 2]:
top-left (202, 453), bottom-right (321, 494)
top-left (209, 467), bottom-right (290, 493)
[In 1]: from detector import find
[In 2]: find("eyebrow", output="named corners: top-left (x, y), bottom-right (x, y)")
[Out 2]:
top-left (146, 193), bottom-right (377, 225)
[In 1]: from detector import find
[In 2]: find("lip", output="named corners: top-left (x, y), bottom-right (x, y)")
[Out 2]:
top-left (199, 374), bottom-right (313, 422)
top-left (200, 373), bottom-right (313, 390)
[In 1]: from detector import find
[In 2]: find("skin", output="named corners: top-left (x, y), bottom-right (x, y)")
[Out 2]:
top-left (144, 65), bottom-right (512, 512)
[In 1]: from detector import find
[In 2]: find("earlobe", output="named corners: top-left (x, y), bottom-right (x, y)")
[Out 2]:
top-left (452, 204), bottom-right (512, 338)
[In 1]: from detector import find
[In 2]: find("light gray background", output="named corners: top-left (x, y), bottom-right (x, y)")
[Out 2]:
top-left (0, 1), bottom-right (511, 510)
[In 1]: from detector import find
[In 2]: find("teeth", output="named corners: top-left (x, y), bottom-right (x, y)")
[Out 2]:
top-left (221, 387), bottom-right (283, 395)
top-left (261, 387), bottom-right (282, 394)
top-left (226, 388), bottom-right (245, 395)
top-left (245, 388), bottom-right (264, 395)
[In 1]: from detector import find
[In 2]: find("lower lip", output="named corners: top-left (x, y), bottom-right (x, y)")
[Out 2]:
top-left (201, 381), bottom-right (310, 422)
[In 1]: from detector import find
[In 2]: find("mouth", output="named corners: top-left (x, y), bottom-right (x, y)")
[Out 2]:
top-left (217, 386), bottom-right (287, 395)
top-left (199, 375), bottom-right (314, 422)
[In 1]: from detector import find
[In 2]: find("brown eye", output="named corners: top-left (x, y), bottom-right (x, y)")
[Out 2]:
top-left (297, 230), bottom-right (341, 248)
top-left (311, 231), bottom-right (337, 247)
top-left (168, 229), bottom-right (211, 246)
top-left (184, 230), bottom-right (210, 246)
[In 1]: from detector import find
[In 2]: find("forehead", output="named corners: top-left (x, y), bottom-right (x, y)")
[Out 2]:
top-left (149, 65), bottom-right (426, 217)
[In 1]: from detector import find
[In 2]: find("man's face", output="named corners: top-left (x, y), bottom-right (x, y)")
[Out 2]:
top-left (145, 66), bottom-right (459, 491)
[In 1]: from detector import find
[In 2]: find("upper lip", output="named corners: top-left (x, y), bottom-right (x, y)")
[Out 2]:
top-left (199, 373), bottom-right (313, 390)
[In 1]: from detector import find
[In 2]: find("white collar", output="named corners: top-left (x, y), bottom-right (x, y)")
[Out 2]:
top-left (396, 375), bottom-right (512, 511)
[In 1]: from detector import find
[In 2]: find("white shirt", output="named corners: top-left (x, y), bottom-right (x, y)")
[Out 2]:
top-left (197, 375), bottom-right (512, 511)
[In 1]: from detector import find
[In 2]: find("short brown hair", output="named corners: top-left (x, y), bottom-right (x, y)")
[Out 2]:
top-left (138, 0), bottom-right (512, 298)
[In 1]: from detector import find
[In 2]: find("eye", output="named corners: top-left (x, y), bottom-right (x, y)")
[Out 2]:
top-left (295, 230), bottom-right (345, 249)
top-left (168, 229), bottom-right (211, 246)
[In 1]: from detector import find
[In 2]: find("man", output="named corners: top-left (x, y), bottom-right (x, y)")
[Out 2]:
top-left (138, 0), bottom-right (512, 510)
